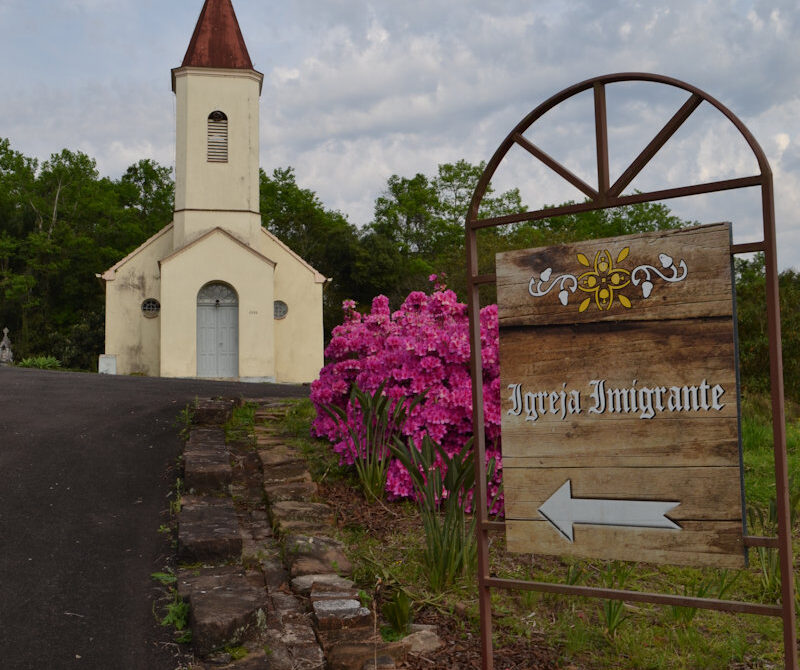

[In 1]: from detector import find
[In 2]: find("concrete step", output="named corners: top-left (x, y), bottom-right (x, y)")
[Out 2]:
top-left (178, 495), bottom-right (242, 563)
top-left (283, 534), bottom-right (353, 578)
top-left (184, 436), bottom-right (231, 494)
top-left (177, 566), bottom-right (268, 657)
top-left (192, 398), bottom-right (236, 426)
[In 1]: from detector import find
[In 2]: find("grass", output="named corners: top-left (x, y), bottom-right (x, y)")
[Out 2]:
top-left (176, 400), bottom-right (196, 440)
top-left (152, 568), bottom-right (192, 644)
top-left (277, 401), bottom-right (351, 484)
top-left (273, 395), bottom-right (798, 669)
top-left (224, 402), bottom-right (257, 445)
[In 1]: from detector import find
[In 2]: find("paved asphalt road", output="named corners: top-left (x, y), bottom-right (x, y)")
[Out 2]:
top-left (0, 367), bottom-right (308, 670)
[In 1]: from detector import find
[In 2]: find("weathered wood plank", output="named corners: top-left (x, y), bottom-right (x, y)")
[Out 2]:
top-left (497, 223), bottom-right (733, 326)
top-left (503, 466), bottom-right (743, 522)
top-left (502, 417), bottom-right (739, 467)
top-left (506, 519), bottom-right (746, 568)
top-left (499, 318), bottom-right (737, 395)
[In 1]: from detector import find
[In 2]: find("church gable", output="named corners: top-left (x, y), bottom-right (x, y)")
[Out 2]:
top-left (159, 227), bottom-right (276, 380)
top-left (161, 226), bottom-right (275, 270)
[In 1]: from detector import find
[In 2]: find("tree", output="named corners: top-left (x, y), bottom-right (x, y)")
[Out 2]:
top-left (372, 173), bottom-right (441, 257)
top-left (735, 255), bottom-right (800, 402)
top-left (0, 138), bottom-right (175, 367)
top-left (116, 159), bottom-right (174, 242)
top-left (363, 160), bottom-right (526, 305)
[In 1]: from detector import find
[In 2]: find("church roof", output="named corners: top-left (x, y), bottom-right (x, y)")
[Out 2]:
top-left (181, 0), bottom-right (253, 70)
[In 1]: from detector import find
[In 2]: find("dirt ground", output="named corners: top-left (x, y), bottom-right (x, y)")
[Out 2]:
top-left (0, 367), bottom-right (307, 670)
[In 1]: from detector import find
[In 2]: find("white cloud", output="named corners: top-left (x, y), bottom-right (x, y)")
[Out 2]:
top-left (2, 0), bottom-right (800, 268)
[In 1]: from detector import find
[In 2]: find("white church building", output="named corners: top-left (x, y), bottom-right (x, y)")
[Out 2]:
top-left (101, 0), bottom-right (325, 383)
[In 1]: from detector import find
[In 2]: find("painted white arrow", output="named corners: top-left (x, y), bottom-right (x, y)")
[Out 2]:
top-left (537, 480), bottom-right (681, 542)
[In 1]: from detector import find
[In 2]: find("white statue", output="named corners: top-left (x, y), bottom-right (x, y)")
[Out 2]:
top-left (0, 327), bottom-right (13, 365)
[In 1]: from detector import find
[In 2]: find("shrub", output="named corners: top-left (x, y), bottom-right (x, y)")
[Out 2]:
top-left (310, 279), bottom-right (502, 513)
top-left (18, 355), bottom-right (62, 369)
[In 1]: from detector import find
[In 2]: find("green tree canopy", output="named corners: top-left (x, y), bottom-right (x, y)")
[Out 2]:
top-left (0, 139), bottom-right (175, 368)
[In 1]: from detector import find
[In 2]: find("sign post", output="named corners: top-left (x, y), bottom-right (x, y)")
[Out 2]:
top-left (464, 73), bottom-right (797, 670)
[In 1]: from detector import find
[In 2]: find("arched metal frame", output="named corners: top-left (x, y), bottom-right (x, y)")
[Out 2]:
top-left (465, 73), bottom-right (797, 669)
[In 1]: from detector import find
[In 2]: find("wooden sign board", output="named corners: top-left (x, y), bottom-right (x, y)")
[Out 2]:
top-left (497, 223), bottom-right (746, 568)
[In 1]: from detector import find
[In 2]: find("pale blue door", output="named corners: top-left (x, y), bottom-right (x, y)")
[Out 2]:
top-left (196, 283), bottom-right (239, 378)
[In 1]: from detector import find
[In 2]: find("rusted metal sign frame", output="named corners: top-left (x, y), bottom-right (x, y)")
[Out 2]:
top-left (465, 73), bottom-right (797, 670)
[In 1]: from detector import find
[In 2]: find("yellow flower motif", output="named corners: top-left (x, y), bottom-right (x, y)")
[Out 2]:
top-left (576, 248), bottom-right (632, 311)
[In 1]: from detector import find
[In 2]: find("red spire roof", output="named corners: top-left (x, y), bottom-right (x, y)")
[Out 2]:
top-left (181, 0), bottom-right (253, 69)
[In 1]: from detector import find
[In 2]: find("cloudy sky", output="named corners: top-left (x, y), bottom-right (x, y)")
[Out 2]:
top-left (1, 0), bottom-right (799, 268)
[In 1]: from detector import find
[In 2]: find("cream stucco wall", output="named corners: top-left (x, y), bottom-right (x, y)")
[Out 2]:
top-left (104, 226), bottom-right (174, 375)
top-left (172, 67), bottom-right (262, 249)
top-left (172, 210), bottom-right (262, 249)
top-left (159, 228), bottom-right (275, 379)
top-left (257, 229), bottom-right (325, 383)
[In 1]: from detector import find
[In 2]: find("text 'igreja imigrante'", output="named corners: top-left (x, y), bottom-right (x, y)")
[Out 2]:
top-left (506, 379), bottom-right (726, 423)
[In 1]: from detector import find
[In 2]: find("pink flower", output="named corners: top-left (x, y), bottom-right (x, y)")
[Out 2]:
top-left (310, 284), bottom-right (504, 514)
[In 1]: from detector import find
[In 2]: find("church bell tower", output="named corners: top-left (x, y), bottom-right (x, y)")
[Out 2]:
top-left (170, 0), bottom-right (264, 249)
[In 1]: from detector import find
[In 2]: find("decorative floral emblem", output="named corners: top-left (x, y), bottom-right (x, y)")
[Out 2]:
top-left (576, 248), bottom-right (632, 312)
top-left (528, 247), bottom-right (688, 312)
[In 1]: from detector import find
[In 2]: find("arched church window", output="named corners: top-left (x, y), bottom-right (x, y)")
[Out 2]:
top-left (207, 111), bottom-right (228, 163)
top-left (198, 282), bottom-right (238, 306)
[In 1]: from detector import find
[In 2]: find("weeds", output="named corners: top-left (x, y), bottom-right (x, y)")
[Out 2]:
top-left (176, 402), bottom-right (195, 440)
top-left (161, 590), bottom-right (192, 643)
top-left (152, 571), bottom-right (191, 644)
top-left (381, 588), bottom-right (413, 638)
top-left (600, 561), bottom-right (633, 638)
top-left (747, 502), bottom-right (782, 603)
top-left (389, 433), bottom-right (476, 592)
top-left (151, 571), bottom-right (177, 587)
top-left (745, 485), bottom-right (800, 605)
top-left (224, 402), bottom-right (256, 444)
top-left (322, 382), bottom-right (422, 502)
top-left (566, 563), bottom-right (585, 586)
top-left (169, 477), bottom-right (183, 516)
top-left (666, 574), bottom-right (714, 624)
top-left (224, 645), bottom-right (248, 660)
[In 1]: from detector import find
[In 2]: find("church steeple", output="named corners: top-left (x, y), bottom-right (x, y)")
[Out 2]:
top-left (171, 0), bottom-right (264, 249)
top-left (182, 0), bottom-right (253, 70)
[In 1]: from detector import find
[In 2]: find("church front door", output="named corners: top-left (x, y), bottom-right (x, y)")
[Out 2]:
top-left (196, 282), bottom-right (239, 378)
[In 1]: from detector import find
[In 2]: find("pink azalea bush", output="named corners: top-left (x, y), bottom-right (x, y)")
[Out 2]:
top-left (310, 278), bottom-right (503, 514)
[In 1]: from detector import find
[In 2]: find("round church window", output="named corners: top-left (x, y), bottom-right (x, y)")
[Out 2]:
top-left (274, 300), bottom-right (288, 320)
top-left (141, 298), bottom-right (161, 318)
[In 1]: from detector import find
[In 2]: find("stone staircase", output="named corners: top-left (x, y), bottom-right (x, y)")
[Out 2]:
top-left (174, 398), bottom-right (435, 669)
